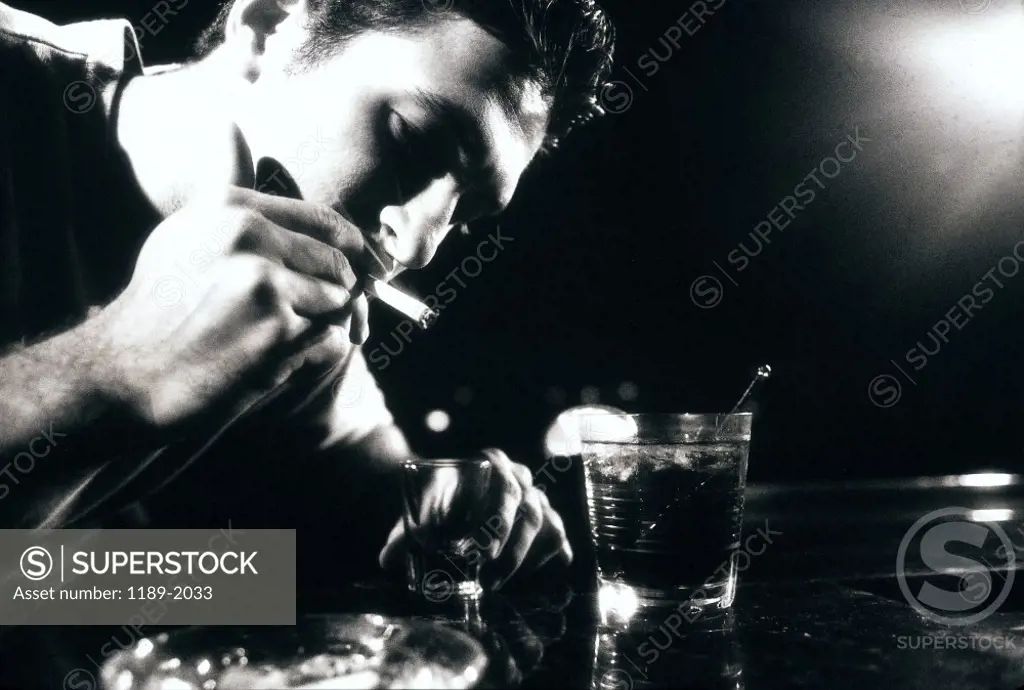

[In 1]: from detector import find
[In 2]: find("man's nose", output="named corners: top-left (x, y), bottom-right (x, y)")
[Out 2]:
top-left (379, 176), bottom-right (460, 270)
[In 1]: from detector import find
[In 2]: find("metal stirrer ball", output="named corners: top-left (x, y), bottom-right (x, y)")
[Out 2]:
top-left (717, 364), bottom-right (772, 432)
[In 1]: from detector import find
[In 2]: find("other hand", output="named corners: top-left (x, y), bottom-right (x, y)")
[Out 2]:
top-left (379, 449), bottom-right (574, 588)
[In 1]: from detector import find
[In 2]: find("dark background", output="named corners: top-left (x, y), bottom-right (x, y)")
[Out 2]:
top-left (13, 0), bottom-right (1024, 483)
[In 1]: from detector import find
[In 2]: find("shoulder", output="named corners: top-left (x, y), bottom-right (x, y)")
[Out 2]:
top-left (0, 3), bottom-right (75, 51)
top-left (0, 3), bottom-right (131, 60)
top-left (0, 3), bottom-right (141, 109)
top-left (0, 3), bottom-right (145, 172)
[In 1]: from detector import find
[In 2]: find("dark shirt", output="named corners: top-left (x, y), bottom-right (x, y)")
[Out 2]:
top-left (0, 3), bottom-right (396, 534)
top-left (0, 6), bottom-right (154, 343)
top-left (0, 12), bottom-right (407, 687)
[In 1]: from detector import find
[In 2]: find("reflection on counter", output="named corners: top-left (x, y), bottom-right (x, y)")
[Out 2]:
top-left (590, 606), bottom-right (743, 690)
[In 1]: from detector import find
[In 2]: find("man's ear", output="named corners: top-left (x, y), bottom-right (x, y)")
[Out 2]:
top-left (224, 0), bottom-right (307, 82)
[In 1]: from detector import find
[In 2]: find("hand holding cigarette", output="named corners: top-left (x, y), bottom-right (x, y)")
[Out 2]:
top-left (92, 186), bottom-right (372, 431)
top-left (255, 157), bottom-right (438, 331)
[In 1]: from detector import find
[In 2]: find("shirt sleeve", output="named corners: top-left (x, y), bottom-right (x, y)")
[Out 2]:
top-left (18, 348), bottom-right (395, 529)
top-left (308, 347), bottom-right (396, 451)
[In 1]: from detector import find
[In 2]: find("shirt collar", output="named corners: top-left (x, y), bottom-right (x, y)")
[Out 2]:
top-left (56, 16), bottom-right (146, 123)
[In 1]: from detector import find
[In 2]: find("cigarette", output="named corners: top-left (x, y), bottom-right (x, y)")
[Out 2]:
top-left (366, 279), bottom-right (438, 330)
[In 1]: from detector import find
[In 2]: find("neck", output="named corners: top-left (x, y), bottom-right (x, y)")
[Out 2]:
top-left (116, 52), bottom-right (255, 218)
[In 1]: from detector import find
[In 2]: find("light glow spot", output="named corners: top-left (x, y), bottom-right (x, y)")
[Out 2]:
top-left (969, 508), bottom-right (1013, 522)
top-left (598, 580), bottom-right (639, 624)
top-left (957, 473), bottom-right (1014, 487)
top-left (918, 12), bottom-right (1024, 118)
top-left (114, 671), bottom-right (133, 690)
top-left (543, 405), bottom-right (633, 457)
top-left (426, 410), bottom-right (451, 432)
top-left (134, 639), bottom-right (154, 659)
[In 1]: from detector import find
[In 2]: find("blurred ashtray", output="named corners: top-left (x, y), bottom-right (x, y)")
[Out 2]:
top-left (99, 614), bottom-right (488, 690)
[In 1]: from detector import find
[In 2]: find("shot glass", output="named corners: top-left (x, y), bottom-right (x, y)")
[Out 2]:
top-left (401, 458), bottom-right (496, 605)
top-left (578, 413), bottom-right (753, 617)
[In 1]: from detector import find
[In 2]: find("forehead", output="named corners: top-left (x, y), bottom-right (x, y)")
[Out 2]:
top-left (340, 18), bottom-right (551, 203)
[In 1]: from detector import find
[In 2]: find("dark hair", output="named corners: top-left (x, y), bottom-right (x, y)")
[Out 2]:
top-left (193, 0), bottom-right (615, 150)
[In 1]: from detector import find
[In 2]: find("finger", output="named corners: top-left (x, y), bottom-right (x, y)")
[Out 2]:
top-left (247, 301), bottom-right (317, 353)
top-left (507, 461), bottom-right (534, 493)
top-left (519, 491), bottom-right (573, 573)
top-left (265, 265), bottom-right (354, 320)
top-left (478, 449), bottom-right (524, 560)
top-left (239, 222), bottom-right (360, 291)
top-left (231, 189), bottom-right (376, 274)
top-left (539, 490), bottom-right (573, 563)
top-left (350, 293), bottom-right (370, 345)
top-left (378, 519), bottom-right (407, 570)
top-left (486, 487), bottom-right (544, 588)
top-left (258, 312), bottom-right (316, 384)
top-left (297, 323), bottom-right (352, 370)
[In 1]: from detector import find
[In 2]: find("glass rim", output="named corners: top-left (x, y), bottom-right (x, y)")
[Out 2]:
top-left (571, 412), bottom-right (753, 422)
top-left (401, 458), bottom-right (492, 469)
top-left (571, 411), bottom-right (753, 443)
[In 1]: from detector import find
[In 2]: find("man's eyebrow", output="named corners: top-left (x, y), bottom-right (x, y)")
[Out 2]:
top-left (410, 88), bottom-right (489, 164)
top-left (410, 88), bottom-right (515, 213)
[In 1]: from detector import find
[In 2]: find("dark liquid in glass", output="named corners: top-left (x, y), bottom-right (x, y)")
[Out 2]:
top-left (584, 442), bottom-right (748, 607)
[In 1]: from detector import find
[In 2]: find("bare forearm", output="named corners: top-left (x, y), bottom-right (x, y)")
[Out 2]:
top-left (0, 316), bottom-right (139, 456)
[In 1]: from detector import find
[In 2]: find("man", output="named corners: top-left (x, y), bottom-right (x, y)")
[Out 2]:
top-left (0, 0), bottom-right (614, 588)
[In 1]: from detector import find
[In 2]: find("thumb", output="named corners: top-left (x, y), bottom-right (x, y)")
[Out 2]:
top-left (378, 519), bottom-right (407, 570)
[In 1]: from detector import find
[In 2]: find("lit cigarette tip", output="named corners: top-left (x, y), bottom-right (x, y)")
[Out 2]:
top-left (367, 279), bottom-right (438, 330)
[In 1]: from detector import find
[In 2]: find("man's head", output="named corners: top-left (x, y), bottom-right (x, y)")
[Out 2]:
top-left (192, 0), bottom-right (614, 272)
